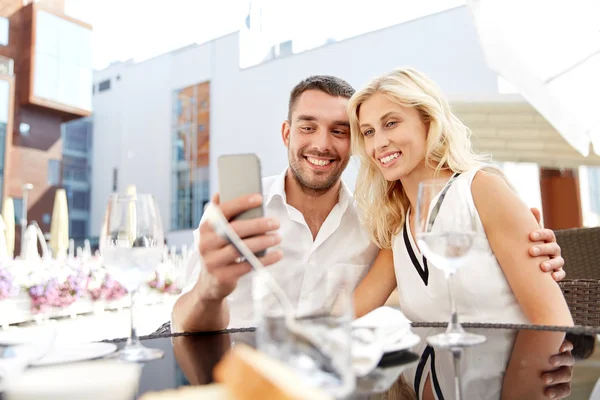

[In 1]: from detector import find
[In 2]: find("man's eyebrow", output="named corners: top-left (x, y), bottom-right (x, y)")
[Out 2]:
top-left (333, 120), bottom-right (350, 127)
top-left (295, 115), bottom-right (317, 122)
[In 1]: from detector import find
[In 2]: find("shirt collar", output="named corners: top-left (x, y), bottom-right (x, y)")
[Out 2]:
top-left (265, 167), bottom-right (353, 214)
top-left (265, 168), bottom-right (288, 206)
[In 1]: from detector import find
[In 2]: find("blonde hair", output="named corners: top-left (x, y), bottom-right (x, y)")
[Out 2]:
top-left (348, 67), bottom-right (490, 249)
top-left (371, 375), bottom-right (417, 400)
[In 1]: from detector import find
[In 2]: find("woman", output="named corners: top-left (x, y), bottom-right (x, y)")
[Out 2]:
top-left (348, 67), bottom-right (573, 327)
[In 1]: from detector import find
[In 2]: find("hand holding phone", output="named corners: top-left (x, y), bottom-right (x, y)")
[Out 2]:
top-left (217, 153), bottom-right (266, 256)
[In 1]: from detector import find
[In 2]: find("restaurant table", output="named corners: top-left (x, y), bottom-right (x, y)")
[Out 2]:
top-left (93, 322), bottom-right (600, 399)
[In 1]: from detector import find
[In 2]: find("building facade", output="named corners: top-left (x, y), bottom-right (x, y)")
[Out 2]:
top-left (91, 5), bottom-right (600, 247)
top-left (61, 116), bottom-right (92, 246)
top-left (0, 0), bottom-right (92, 254)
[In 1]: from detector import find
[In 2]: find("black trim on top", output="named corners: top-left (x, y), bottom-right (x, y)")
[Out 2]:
top-left (414, 346), bottom-right (446, 400)
top-left (404, 172), bottom-right (461, 286)
top-left (404, 225), bottom-right (429, 285)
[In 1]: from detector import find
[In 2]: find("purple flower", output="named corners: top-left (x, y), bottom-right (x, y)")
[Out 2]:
top-left (0, 268), bottom-right (19, 300)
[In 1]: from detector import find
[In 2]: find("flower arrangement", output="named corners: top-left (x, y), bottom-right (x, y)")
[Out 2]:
top-left (88, 269), bottom-right (128, 301)
top-left (147, 270), bottom-right (179, 294)
top-left (28, 270), bottom-right (89, 312)
top-left (0, 268), bottom-right (19, 300)
top-left (0, 255), bottom-right (183, 315)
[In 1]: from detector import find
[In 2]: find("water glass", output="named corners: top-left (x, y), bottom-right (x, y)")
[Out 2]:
top-left (415, 178), bottom-right (486, 349)
top-left (254, 263), bottom-right (356, 398)
top-left (100, 193), bottom-right (165, 362)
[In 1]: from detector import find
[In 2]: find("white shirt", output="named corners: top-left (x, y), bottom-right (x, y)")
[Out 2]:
top-left (393, 164), bottom-right (529, 325)
top-left (406, 327), bottom-right (517, 400)
top-left (179, 168), bottom-right (379, 328)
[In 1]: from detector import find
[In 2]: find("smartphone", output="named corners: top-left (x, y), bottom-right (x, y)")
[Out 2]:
top-left (217, 153), bottom-right (265, 256)
top-left (217, 153), bottom-right (267, 256)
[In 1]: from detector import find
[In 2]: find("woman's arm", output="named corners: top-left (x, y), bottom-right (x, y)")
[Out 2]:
top-left (501, 331), bottom-right (569, 400)
top-left (353, 248), bottom-right (397, 318)
top-left (472, 171), bottom-right (573, 326)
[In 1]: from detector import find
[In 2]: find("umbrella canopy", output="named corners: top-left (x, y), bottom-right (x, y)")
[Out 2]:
top-left (2, 197), bottom-right (15, 259)
top-left (49, 189), bottom-right (70, 260)
top-left (467, 0), bottom-right (600, 156)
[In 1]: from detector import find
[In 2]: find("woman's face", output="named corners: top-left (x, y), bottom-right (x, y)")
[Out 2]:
top-left (357, 92), bottom-right (428, 182)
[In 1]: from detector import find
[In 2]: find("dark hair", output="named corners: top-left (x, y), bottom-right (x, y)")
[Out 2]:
top-left (287, 75), bottom-right (355, 121)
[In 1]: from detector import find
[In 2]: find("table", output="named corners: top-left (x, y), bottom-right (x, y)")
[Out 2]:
top-left (102, 323), bottom-right (600, 399)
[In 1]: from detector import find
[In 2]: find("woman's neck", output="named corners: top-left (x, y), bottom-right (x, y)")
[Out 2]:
top-left (402, 166), bottom-right (454, 213)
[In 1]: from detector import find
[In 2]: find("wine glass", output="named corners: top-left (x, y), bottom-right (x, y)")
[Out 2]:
top-left (99, 193), bottom-right (165, 362)
top-left (414, 178), bottom-right (486, 348)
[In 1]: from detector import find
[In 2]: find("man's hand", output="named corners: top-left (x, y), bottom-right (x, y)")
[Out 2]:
top-left (196, 193), bottom-right (283, 302)
top-left (529, 207), bottom-right (566, 282)
top-left (541, 339), bottom-right (574, 399)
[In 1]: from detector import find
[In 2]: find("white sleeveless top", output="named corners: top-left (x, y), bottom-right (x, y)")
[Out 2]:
top-left (392, 164), bottom-right (529, 324)
top-left (404, 327), bottom-right (517, 400)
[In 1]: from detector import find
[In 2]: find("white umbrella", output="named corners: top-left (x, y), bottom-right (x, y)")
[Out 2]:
top-left (49, 189), bottom-right (70, 260)
top-left (0, 215), bottom-right (7, 260)
top-left (467, 0), bottom-right (600, 156)
top-left (2, 197), bottom-right (15, 258)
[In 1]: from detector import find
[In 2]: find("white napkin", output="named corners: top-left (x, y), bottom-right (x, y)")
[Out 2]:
top-left (0, 326), bottom-right (57, 390)
top-left (3, 360), bottom-right (142, 400)
top-left (350, 307), bottom-right (413, 377)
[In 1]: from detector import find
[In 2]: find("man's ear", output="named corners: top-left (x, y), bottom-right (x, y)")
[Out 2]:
top-left (281, 120), bottom-right (291, 148)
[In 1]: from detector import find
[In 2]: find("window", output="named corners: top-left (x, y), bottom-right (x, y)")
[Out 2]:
top-left (19, 123), bottom-right (30, 136)
top-left (13, 198), bottom-right (22, 224)
top-left (71, 190), bottom-right (89, 210)
top-left (70, 220), bottom-right (86, 238)
top-left (579, 166), bottom-right (600, 227)
top-left (63, 119), bottom-right (91, 153)
top-left (48, 159), bottom-right (61, 185)
top-left (98, 79), bottom-right (111, 92)
top-left (171, 82), bottom-right (211, 230)
top-left (0, 17), bottom-right (8, 47)
top-left (62, 156), bottom-right (87, 182)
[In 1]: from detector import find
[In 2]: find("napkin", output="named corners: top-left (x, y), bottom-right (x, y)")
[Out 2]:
top-left (3, 360), bottom-right (142, 400)
top-left (350, 307), bottom-right (413, 377)
top-left (0, 325), bottom-right (56, 390)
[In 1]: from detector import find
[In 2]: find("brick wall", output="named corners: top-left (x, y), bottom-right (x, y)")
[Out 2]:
top-left (452, 103), bottom-right (600, 168)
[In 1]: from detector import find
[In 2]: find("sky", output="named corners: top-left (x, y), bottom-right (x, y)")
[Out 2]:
top-left (64, 0), bottom-right (466, 70)
top-left (65, 0), bottom-right (251, 70)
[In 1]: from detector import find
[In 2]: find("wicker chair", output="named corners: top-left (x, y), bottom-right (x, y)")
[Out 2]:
top-left (559, 279), bottom-right (600, 326)
top-left (554, 226), bottom-right (600, 279)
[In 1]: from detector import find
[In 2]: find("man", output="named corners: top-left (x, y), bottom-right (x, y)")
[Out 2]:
top-left (171, 75), bottom-right (566, 334)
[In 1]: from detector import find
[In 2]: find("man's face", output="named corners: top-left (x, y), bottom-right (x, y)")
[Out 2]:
top-left (282, 90), bottom-right (351, 194)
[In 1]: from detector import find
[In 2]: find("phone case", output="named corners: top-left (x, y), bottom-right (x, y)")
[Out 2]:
top-left (217, 153), bottom-right (264, 222)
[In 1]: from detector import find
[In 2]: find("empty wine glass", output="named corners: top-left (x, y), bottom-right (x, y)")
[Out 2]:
top-left (99, 193), bottom-right (165, 362)
top-left (414, 178), bottom-right (486, 348)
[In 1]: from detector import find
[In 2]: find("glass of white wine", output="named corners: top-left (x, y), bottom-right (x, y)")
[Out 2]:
top-left (100, 193), bottom-right (165, 362)
top-left (414, 178), bottom-right (486, 348)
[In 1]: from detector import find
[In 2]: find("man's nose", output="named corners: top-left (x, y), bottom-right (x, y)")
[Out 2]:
top-left (311, 129), bottom-right (333, 151)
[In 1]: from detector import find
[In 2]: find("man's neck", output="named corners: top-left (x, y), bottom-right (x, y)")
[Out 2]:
top-left (284, 170), bottom-right (342, 239)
